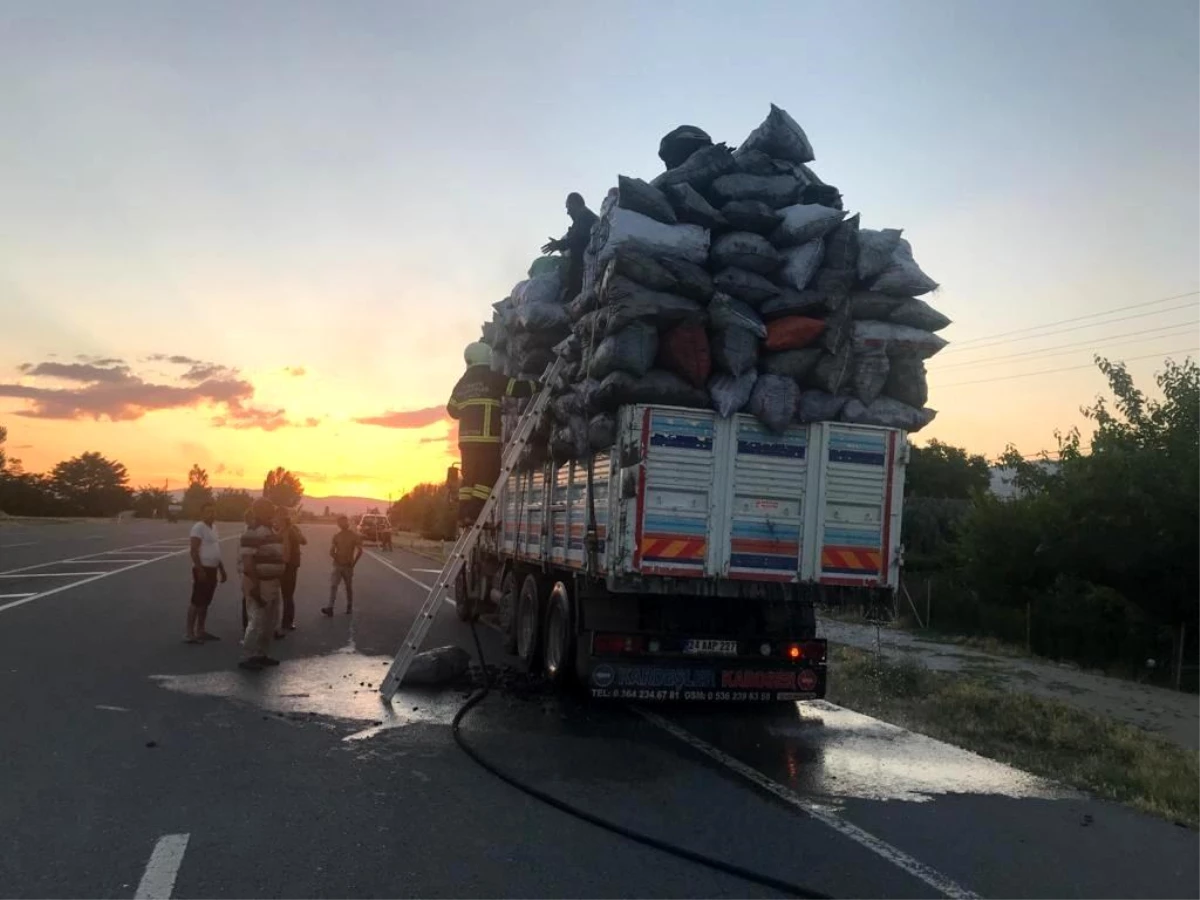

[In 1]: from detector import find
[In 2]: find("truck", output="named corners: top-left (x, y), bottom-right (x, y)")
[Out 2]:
top-left (456, 403), bottom-right (908, 703)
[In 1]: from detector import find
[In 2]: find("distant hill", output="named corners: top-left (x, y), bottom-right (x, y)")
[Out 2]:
top-left (303, 495), bottom-right (391, 517)
top-left (165, 489), bottom-right (388, 518)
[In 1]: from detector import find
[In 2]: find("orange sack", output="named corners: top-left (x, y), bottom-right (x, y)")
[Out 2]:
top-left (765, 315), bottom-right (826, 351)
top-left (658, 322), bottom-right (712, 388)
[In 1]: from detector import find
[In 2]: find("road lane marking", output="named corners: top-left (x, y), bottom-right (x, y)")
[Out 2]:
top-left (0, 542), bottom-right (37, 548)
top-left (365, 551), bottom-right (451, 604)
top-left (0, 571), bottom-right (115, 578)
top-left (134, 833), bottom-right (190, 900)
top-left (0, 537), bottom-right (237, 615)
top-left (0, 593), bottom-right (35, 599)
top-left (0, 538), bottom-right (204, 576)
top-left (635, 709), bottom-right (979, 900)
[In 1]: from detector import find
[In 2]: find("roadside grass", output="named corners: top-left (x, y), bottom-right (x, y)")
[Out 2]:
top-left (826, 644), bottom-right (1200, 829)
top-left (393, 531), bottom-right (449, 562)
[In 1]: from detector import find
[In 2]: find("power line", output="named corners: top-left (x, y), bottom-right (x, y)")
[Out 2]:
top-left (939, 300), bottom-right (1198, 355)
top-left (931, 321), bottom-right (1199, 370)
top-left (935, 347), bottom-right (1198, 388)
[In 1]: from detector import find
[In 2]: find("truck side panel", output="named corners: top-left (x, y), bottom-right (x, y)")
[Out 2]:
top-left (809, 423), bottom-right (904, 588)
top-left (621, 407), bottom-right (717, 579)
top-left (722, 416), bottom-right (808, 582)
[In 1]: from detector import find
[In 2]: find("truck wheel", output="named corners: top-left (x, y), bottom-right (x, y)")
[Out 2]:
top-left (542, 581), bottom-right (575, 688)
top-left (516, 574), bottom-right (543, 670)
top-left (453, 568), bottom-right (472, 622)
top-left (498, 570), bottom-right (519, 655)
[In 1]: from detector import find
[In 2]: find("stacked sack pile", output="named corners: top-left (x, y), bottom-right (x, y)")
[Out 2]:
top-left (482, 104), bottom-right (948, 467)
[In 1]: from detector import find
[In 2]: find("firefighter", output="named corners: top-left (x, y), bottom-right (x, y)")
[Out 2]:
top-left (447, 342), bottom-right (539, 526)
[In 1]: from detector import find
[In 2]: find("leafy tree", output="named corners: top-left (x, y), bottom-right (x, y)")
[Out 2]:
top-left (133, 486), bottom-right (172, 519)
top-left (214, 488), bottom-right (254, 522)
top-left (50, 452), bottom-right (132, 517)
top-left (0, 424), bottom-right (7, 472)
top-left (388, 481), bottom-right (455, 540)
top-left (181, 463), bottom-right (214, 519)
top-left (263, 467), bottom-right (304, 509)
top-left (0, 470), bottom-right (59, 516)
top-left (906, 439), bottom-right (990, 499)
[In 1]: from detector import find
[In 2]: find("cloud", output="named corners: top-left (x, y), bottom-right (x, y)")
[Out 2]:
top-left (211, 401), bottom-right (322, 432)
top-left (75, 355), bottom-right (126, 366)
top-left (284, 366), bottom-right (307, 377)
top-left (0, 374), bottom-right (254, 422)
top-left (18, 361), bottom-right (132, 383)
top-left (215, 463), bottom-right (247, 477)
top-left (147, 354), bottom-right (203, 365)
top-left (2, 355), bottom-right (317, 432)
top-left (353, 406), bottom-right (448, 429)
top-left (181, 362), bottom-right (234, 382)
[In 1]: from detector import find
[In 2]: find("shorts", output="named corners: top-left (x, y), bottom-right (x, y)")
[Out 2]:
top-left (190, 566), bottom-right (219, 608)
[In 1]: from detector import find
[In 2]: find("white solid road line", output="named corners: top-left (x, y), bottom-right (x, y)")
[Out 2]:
top-left (365, 551), bottom-right (450, 604)
top-left (0, 542), bottom-right (37, 549)
top-left (0, 539), bottom-right (192, 576)
top-left (635, 709), bottom-right (980, 900)
top-left (0, 593), bottom-right (35, 599)
top-left (133, 833), bottom-right (190, 900)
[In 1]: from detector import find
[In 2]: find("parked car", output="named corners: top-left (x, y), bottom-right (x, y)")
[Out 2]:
top-left (356, 514), bottom-right (393, 550)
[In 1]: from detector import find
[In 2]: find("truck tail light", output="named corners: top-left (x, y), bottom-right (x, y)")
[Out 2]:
top-left (593, 633), bottom-right (644, 655)
top-left (784, 641), bottom-right (827, 663)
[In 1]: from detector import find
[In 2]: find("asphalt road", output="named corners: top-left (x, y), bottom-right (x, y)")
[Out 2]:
top-left (0, 520), bottom-right (1196, 899)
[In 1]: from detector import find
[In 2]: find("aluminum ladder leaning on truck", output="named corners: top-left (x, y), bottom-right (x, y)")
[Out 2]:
top-left (455, 403), bottom-right (909, 704)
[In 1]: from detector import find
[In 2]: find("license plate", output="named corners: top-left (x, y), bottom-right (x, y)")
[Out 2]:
top-left (684, 639), bottom-right (739, 656)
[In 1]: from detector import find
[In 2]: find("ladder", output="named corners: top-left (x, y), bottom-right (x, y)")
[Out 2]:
top-left (379, 356), bottom-right (566, 701)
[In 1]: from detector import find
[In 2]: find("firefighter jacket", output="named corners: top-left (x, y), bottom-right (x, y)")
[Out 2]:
top-left (447, 365), bottom-right (538, 445)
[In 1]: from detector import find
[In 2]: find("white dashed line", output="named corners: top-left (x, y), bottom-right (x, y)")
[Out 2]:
top-left (0, 572), bottom-right (112, 578)
top-left (635, 709), bottom-right (980, 899)
top-left (133, 833), bottom-right (190, 899)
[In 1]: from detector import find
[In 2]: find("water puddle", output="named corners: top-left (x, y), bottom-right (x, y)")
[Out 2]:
top-left (151, 640), bottom-right (470, 741)
top-left (674, 700), bottom-right (1072, 805)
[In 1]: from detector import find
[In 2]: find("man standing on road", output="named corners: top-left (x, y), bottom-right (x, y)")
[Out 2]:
top-left (275, 508), bottom-right (307, 637)
top-left (322, 515), bottom-right (362, 617)
top-left (186, 502), bottom-right (227, 644)
top-left (239, 498), bottom-right (286, 671)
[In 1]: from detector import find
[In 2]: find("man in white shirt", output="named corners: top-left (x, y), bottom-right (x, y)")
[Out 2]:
top-left (186, 502), bottom-right (227, 644)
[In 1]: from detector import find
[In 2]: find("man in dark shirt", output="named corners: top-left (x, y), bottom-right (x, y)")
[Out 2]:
top-left (447, 343), bottom-right (538, 525)
top-left (322, 516), bottom-right (363, 617)
top-left (541, 192), bottom-right (598, 302)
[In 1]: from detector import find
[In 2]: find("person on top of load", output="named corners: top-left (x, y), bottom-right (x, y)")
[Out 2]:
top-left (447, 342), bottom-right (539, 526)
top-left (541, 192), bottom-right (597, 302)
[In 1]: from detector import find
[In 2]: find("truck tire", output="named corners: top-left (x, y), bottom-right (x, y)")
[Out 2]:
top-left (454, 568), bottom-right (472, 622)
top-left (516, 574), bottom-right (543, 670)
top-left (542, 581), bottom-right (575, 688)
top-left (498, 569), bottom-right (519, 655)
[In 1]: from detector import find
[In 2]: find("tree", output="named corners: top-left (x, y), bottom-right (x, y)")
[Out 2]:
top-left (214, 488), bottom-right (254, 522)
top-left (50, 452), bottom-right (132, 517)
top-left (263, 467), bottom-right (304, 509)
top-left (389, 481), bottom-right (455, 540)
top-left (181, 463), bottom-right (214, 519)
top-left (905, 439), bottom-right (990, 499)
top-left (133, 486), bottom-right (172, 519)
top-left (0, 424), bottom-right (7, 472)
top-left (0, 470), bottom-right (58, 516)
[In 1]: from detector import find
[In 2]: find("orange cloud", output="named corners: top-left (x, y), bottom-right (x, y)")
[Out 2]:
top-left (353, 406), bottom-right (448, 429)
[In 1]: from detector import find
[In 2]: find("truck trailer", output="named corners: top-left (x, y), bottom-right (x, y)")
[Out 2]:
top-left (455, 403), bottom-right (908, 703)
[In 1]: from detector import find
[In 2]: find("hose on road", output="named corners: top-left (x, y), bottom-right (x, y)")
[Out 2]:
top-left (453, 621), bottom-right (831, 900)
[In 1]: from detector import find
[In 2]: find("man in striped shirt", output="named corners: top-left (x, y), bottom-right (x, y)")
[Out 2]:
top-left (239, 497), bottom-right (287, 671)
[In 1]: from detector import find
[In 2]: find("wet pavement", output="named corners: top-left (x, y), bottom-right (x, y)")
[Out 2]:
top-left (0, 521), bottom-right (1196, 899)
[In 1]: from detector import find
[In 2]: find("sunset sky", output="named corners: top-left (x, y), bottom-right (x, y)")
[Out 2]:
top-left (2, 0), bottom-right (1197, 501)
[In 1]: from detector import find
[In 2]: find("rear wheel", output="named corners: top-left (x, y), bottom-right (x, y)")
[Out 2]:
top-left (516, 574), bottom-right (543, 669)
top-left (542, 581), bottom-right (575, 687)
top-left (498, 569), bottom-right (519, 655)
